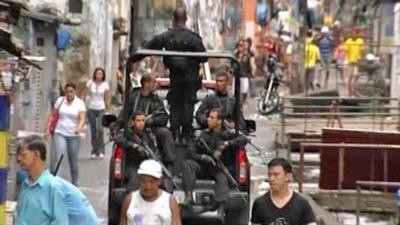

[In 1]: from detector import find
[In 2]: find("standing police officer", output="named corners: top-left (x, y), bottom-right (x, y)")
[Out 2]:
top-left (131, 6), bottom-right (207, 145)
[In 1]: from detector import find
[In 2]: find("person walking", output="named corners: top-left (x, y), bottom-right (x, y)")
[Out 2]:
top-left (345, 29), bottom-right (365, 96)
top-left (130, 6), bottom-right (207, 144)
top-left (45, 82), bottom-right (86, 185)
top-left (16, 135), bottom-right (69, 225)
top-left (119, 159), bottom-right (181, 225)
top-left (251, 157), bottom-right (316, 225)
top-left (315, 26), bottom-right (334, 88)
top-left (304, 31), bottom-right (321, 92)
top-left (16, 135), bottom-right (99, 225)
top-left (82, 67), bottom-right (110, 159)
top-left (334, 36), bottom-right (348, 86)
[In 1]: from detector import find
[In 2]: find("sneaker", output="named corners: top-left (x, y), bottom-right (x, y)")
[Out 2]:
top-left (90, 154), bottom-right (96, 159)
top-left (98, 153), bottom-right (105, 159)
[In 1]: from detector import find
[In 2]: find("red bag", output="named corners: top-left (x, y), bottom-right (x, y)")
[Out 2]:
top-left (49, 98), bottom-right (65, 136)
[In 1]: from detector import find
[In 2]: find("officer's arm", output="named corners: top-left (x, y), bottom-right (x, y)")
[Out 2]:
top-left (193, 36), bottom-right (208, 63)
top-left (226, 133), bottom-right (248, 149)
top-left (130, 34), bottom-right (166, 62)
top-left (147, 97), bottom-right (169, 127)
top-left (195, 97), bottom-right (210, 127)
top-left (119, 193), bottom-right (132, 225)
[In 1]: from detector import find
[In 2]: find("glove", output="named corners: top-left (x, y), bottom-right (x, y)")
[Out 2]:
top-left (136, 145), bottom-right (148, 158)
top-left (201, 155), bottom-right (216, 167)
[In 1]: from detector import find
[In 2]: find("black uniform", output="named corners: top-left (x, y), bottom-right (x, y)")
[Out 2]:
top-left (115, 128), bottom-right (159, 192)
top-left (182, 128), bottom-right (248, 203)
top-left (131, 26), bottom-right (207, 139)
top-left (195, 91), bottom-right (248, 133)
top-left (116, 88), bottom-right (175, 164)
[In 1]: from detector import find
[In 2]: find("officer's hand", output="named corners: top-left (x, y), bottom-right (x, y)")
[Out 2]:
top-left (137, 146), bottom-right (148, 158)
top-left (201, 155), bottom-right (216, 167)
top-left (129, 142), bottom-right (139, 149)
top-left (109, 122), bottom-right (119, 133)
top-left (213, 150), bottom-right (222, 160)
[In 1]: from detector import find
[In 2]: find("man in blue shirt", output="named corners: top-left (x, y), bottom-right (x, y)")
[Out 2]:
top-left (16, 135), bottom-right (69, 225)
top-left (54, 176), bottom-right (99, 225)
top-left (316, 26), bottom-right (334, 88)
top-left (16, 135), bottom-right (99, 225)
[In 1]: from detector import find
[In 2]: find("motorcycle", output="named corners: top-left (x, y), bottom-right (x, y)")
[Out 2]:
top-left (258, 54), bottom-right (284, 115)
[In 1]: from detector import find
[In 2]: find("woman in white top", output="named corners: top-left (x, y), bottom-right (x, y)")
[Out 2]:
top-left (82, 67), bottom-right (110, 159)
top-left (120, 160), bottom-right (181, 225)
top-left (45, 82), bottom-right (86, 185)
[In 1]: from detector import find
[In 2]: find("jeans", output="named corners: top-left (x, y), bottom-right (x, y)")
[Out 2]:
top-left (52, 133), bottom-right (81, 185)
top-left (87, 109), bottom-right (105, 155)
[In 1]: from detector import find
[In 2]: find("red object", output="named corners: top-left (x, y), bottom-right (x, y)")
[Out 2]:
top-left (319, 128), bottom-right (400, 191)
top-left (48, 98), bottom-right (65, 136)
top-left (237, 147), bottom-right (248, 184)
top-left (113, 145), bottom-right (123, 180)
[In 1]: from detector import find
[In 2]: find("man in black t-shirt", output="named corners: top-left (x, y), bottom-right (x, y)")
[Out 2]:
top-left (251, 158), bottom-right (316, 225)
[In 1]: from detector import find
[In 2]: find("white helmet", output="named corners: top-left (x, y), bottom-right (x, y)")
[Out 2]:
top-left (321, 26), bottom-right (329, 33)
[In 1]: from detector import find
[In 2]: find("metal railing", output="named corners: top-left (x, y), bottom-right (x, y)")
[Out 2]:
top-left (281, 96), bottom-right (400, 154)
top-left (298, 142), bottom-right (400, 193)
top-left (356, 181), bottom-right (400, 225)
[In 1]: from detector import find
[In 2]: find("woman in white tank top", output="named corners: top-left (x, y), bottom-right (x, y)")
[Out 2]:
top-left (120, 160), bottom-right (181, 225)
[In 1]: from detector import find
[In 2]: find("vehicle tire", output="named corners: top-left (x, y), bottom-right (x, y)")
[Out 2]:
top-left (258, 90), bottom-right (279, 115)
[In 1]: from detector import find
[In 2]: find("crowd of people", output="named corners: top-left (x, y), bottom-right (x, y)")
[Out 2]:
top-left (14, 6), bottom-right (323, 225)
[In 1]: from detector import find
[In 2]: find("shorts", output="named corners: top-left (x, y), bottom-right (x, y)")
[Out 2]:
top-left (320, 57), bottom-right (330, 71)
top-left (305, 68), bottom-right (315, 84)
top-left (348, 62), bottom-right (358, 76)
top-left (240, 77), bottom-right (249, 94)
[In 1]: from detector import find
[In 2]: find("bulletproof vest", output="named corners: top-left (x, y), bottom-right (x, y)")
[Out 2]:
top-left (163, 27), bottom-right (201, 81)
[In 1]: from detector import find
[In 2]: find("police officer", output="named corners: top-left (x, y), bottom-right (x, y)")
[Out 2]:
top-left (182, 108), bottom-right (248, 212)
top-left (114, 74), bottom-right (175, 169)
top-left (131, 6), bottom-right (207, 144)
top-left (195, 70), bottom-right (247, 133)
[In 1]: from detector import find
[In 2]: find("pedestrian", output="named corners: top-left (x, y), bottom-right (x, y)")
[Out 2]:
top-left (251, 157), bottom-right (317, 225)
top-left (334, 36), bottom-right (348, 86)
top-left (45, 82), bottom-right (86, 185)
top-left (16, 135), bottom-right (99, 225)
top-left (315, 26), bottom-right (334, 88)
top-left (182, 108), bottom-right (248, 214)
top-left (130, 6), bottom-right (207, 144)
top-left (82, 67), bottom-right (110, 159)
top-left (54, 176), bottom-right (99, 225)
top-left (304, 31), bottom-right (321, 92)
top-left (119, 159), bottom-right (181, 225)
top-left (235, 39), bottom-right (251, 105)
top-left (113, 74), bottom-right (176, 168)
top-left (245, 37), bottom-right (257, 98)
top-left (16, 135), bottom-right (69, 225)
top-left (345, 29), bottom-right (365, 96)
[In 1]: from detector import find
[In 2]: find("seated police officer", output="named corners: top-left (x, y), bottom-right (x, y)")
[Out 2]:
top-left (115, 111), bottom-right (159, 192)
top-left (114, 74), bottom-right (175, 169)
top-left (182, 108), bottom-right (248, 212)
top-left (196, 70), bottom-right (247, 133)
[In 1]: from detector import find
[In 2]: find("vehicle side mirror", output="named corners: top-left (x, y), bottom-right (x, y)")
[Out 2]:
top-left (102, 114), bottom-right (117, 127)
top-left (245, 120), bottom-right (256, 133)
